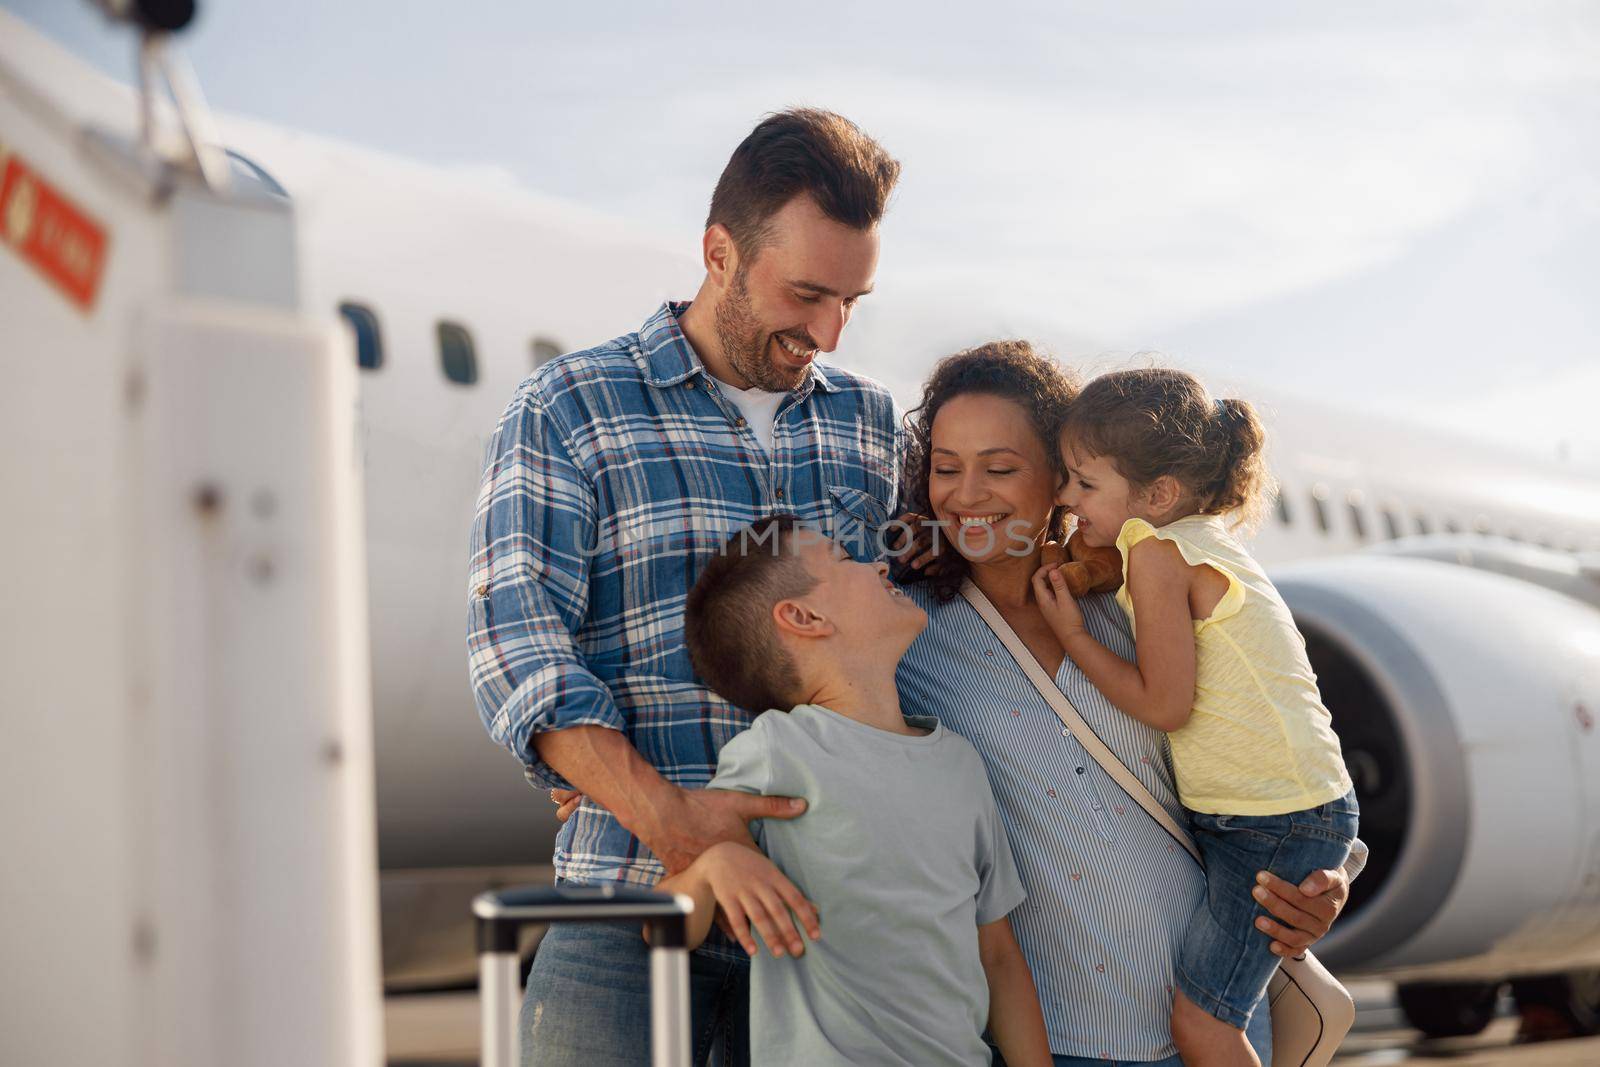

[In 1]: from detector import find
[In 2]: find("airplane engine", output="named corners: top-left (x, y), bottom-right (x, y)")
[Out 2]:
top-left (1269, 555), bottom-right (1600, 977)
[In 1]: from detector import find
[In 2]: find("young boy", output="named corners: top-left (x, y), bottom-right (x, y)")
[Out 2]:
top-left (664, 515), bottom-right (1052, 1066)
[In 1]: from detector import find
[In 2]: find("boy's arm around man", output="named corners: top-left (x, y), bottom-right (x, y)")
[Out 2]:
top-left (657, 842), bottom-right (820, 960)
top-left (656, 715), bottom-right (821, 957)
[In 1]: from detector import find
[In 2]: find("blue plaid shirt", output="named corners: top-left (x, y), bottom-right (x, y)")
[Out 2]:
top-left (468, 301), bottom-right (902, 892)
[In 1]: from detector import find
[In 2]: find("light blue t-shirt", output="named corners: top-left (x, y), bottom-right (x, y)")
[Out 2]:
top-left (709, 703), bottom-right (1026, 1067)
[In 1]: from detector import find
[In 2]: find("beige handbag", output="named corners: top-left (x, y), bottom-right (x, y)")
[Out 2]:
top-left (960, 581), bottom-right (1355, 1067)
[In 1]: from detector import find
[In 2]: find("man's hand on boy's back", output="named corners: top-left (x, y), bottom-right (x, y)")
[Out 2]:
top-left (551, 783), bottom-right (807, 874)
top-left (536, 725), bottom-right (805, 875)
top-left (650, 787), bottom-right (809, 875)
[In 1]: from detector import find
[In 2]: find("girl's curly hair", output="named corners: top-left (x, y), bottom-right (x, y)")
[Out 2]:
top-left (1059, 367), bottom-right (1274, 533)
top-left (898, 340), bottom-right (1081, 601)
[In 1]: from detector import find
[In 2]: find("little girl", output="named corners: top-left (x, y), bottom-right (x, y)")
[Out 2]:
top-left (1033, 368), bottom-right (1357, 1067)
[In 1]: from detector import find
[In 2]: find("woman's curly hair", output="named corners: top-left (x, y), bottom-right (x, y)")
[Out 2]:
top-left (898, 340), bottom-right (1081, 601)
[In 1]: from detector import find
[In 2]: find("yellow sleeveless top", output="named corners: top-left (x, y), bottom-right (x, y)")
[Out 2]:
top-left (1114, 514), bottom-right (1352, 816)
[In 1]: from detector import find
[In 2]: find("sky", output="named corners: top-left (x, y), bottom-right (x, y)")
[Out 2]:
top-left (9, 0), bottom-right (1599, 469)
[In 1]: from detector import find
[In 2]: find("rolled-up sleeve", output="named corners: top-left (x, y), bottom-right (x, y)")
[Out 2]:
top-left (467, 388), bottom-right (623, 788)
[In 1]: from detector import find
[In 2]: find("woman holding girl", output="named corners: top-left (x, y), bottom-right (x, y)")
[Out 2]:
top-left (1030, 368), bottom-right (1358, 1066)
top-left (893, 344), bottom-right (1361, 1066)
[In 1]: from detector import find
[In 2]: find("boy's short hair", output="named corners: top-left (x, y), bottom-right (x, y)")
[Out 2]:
top-left (687, 516), bottom-right (819, 713)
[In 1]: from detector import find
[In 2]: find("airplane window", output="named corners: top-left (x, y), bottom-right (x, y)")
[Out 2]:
top-left (1275, 487), bottom-right (1292, 526)
top-left (338, 302), bottom-right (383, 370)
top-left (1442, 518), bottom-right (1461, 534)
top-left (1471, 515), bottom-right (1492, 537)
top-left (1381, 509), bottom-right (1402, 541)
top-left (438, 321), bottom-right (479, 386)
top-left (1413, 514), bottom-right (1432, 535)
top-left (531, 337), bottom-right (564, 369)
top-left (1344, 502), bottom-right (1369, 543)
top-left (1346, 495), bottom-right (1367, 541)
top-left (1309, 485), bottom-right (1330, 535)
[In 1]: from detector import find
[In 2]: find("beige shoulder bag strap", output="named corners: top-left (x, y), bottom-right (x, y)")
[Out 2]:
top-left (958, 580), bottom-right (1354, 1067)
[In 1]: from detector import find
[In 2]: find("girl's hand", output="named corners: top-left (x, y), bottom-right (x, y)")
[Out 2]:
top-left (1032, 564), bottom-right (1087, 640)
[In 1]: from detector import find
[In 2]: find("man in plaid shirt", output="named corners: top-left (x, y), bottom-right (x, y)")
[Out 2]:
top-left (468, 109), bottom-right (902, 1065)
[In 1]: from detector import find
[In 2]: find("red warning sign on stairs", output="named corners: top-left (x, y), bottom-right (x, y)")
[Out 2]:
top-left (1, 150), bottom-right (108, 313)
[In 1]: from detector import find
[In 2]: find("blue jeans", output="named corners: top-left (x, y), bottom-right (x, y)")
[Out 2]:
top-left (519, 921), bottom-right (749, 1067)
top-left (1178, 790), bottom-right (1359, 1030)
top-left (991, 1003), bottom-right (1271, 1067)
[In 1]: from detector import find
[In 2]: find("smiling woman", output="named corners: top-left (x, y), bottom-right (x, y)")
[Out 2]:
top-left (898, 340), bottom-right (1081, 601)
top-left (891, 339), bottom-right (1365, 1064)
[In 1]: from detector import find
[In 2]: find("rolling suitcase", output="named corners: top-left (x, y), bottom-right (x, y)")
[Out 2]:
top-left (474, 884), bottom-right (696, 1067)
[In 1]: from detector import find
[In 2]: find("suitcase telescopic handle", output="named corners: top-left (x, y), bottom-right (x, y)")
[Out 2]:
top-left (473, 885), bottom-right (695, 1067)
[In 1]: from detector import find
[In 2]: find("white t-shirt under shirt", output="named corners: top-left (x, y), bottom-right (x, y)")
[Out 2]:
top-left (712, 377), bottom-right (787, 457)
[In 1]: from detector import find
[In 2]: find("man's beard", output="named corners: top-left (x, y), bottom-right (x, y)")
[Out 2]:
top-left (712, 265), bottom-right (811, 392)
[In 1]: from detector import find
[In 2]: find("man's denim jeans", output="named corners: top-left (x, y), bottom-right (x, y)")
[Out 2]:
top-left (519, 921), bottom-right (749, 1067)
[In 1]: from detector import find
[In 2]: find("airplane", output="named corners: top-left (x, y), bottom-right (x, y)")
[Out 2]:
top-left (6, 7), bottom-right (1600, 1046)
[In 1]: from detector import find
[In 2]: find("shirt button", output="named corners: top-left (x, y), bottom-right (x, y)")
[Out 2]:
top-left (474, 583), bottom-right (488, 597)
top-left (1011, 709), bottom-right (1022, 717)
top-left (735, 417), bottom-right (747, 428)
top-left (1114, 805), bottom-right (1125, 815)
top-left (1046, 788), bottom-right (1057, 798)
top-left (1076, 767), bottom-right (1085, 774)
top-left (1095, 964), bottom-right (1106, 974)
top-left (685, 378), bottom-right (696, 389)
top-left (1070, 873), bottom-right (1081, 882)
top-left (774, 487), bottom-right (785, 501)
top-left (985, 649), bottom-right (995, 658)
top-left (1061, 727), bottom-right (1070, 737)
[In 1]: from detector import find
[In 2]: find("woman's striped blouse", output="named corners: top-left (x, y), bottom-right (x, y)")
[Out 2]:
top-left (896, 582), bottom-right (1221, 1062)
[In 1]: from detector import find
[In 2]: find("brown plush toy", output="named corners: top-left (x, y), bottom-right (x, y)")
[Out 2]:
top-left (1055, 529), bottom-right (1123, 598)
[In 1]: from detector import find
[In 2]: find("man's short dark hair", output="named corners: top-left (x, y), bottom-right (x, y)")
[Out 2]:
top-left (707, 109), bottom-right (901, 258)
top-left (686, 516), bottom-right (820, 713)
